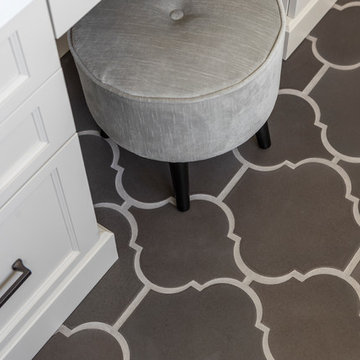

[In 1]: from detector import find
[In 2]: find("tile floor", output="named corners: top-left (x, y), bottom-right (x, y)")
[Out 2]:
top-left (35, 2), bottom-right (360, 359)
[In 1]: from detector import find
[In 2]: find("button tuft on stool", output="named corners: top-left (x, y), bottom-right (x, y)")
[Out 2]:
top-left (170, 9), bottom-right (184, 21)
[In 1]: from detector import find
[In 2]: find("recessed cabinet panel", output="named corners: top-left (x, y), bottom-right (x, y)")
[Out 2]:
top-left (0, 171), bottom-right (76, 337)
top-left (0, 70), bottom-right (75, 207)
top-left (0, 33), bottom-right (28, 101)
top-left (0, 109), bottom-right (48, 192)
top-left (0, 135), bottom-right (98, 342)
top-left (0, 0), bottom-right (59, 120)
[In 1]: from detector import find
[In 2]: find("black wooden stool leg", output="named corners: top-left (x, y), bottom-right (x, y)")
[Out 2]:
top-left (100, 129), bottom-right (109, 139)
top-left (169, 162), bottom-right (190, 212)
top-left (256, 121), bottom-right (271, 149)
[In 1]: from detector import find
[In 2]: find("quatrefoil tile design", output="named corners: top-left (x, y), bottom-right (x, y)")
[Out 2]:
top-left (225, 163), bottom-right (360, 278)
top-left (339, 161), bottom-right (360, 200)
top-left (252, 274), bottom-right (360, 360)
top-left (279, 39), bottom-right (323, 91)
top-left (238, 93), bottom-right (330, 167)
top-left (34, 330), bottom-right (124, 360)
top-left (36, 3), bottom-right (360, 359)
top-left (121, 285), bottom-right (267, 360)
top-left (310, 67), bottom-right (360, 158)
top-left (131, 200), bottom-right (245, 288)
top-left (64, 206), bottom-right (142, 328)
top-left (311, 7), bottom-right (360, 66)
top-left (118, 147), bottom-right (241, 203)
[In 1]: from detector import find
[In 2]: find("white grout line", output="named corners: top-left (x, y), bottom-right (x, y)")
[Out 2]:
top-left (333, 1), bottom-right (360, 10)
top-left (345, 247), bottom-right (360, 275)
top-left (217, 164), bottom-right (249, 201)
top-left (242, 277), bottom-right (253, 286)
top-left (59, 322), bottom-right (130, 360)
top-left (113, 286), bottom-right (151, 330)
top-left (332, 156), bottom-right (340, 164)
top-left (277, 89), bottom-right (360, 164)
top-left (120, 201), bottom-right (131, 211)
top-left (169, 277), bottom-right (276, 360)
top-left (306, 35), bottom-right (317, 42)
top-left (303, 64), bottom-right (330, 95)
top-left (99, 131), bottom-right (176, 210)
top-left (57, 324), bottom-right (72, 337)
top-left (307, 36), bottom-right (360, 70)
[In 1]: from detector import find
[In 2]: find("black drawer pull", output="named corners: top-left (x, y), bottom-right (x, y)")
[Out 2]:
top-left (0, 259), bottom-right (31, 308)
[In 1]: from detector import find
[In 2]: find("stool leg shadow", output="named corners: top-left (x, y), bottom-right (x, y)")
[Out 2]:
top-left (256, 121), bottom-right (271, 149)
top-left (169, 162), bottom-right (190, 212)
top-left (100, 129), bottom-right (109, 139)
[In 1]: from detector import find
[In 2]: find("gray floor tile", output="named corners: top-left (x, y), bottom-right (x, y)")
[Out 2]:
top-left (351, 261), bottom-right (360, 283)
top-left (119, 147), bottom-right (241, 203)
top-left (339, 161), bottom-right (360, 201)
top-left (119, 148), bottom-right (172, 203)
top-left (280, 39), bottom-right (323, 91)
top-left (311, 68), bottom-right (360, 157)
top-left (252, 275), bottom-right (360, 360)
top-left (34, 330), bottom-right (123, 360)
top-left (239, 94), bottom-right (330, 166)
top-left (79, 135), bottom-right (124, 205)
top-left (336, 0), bottom-right (355, 4)
top-left (64, 207), bottom-right (142, 328)
top-left (121, 285), bottom-right (266, 360)
top-left (311, 7), bottom-right (360, 65)
top-left (225, 164), bottom-right (360, 276)
top-left (131, 200), bottom-right (245, 287)
top-left (189, 151), bottom-right (241, 195)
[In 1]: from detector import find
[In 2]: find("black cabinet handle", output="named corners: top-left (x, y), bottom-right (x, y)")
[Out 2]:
top-left (0, 259), bottom-right (31, 308)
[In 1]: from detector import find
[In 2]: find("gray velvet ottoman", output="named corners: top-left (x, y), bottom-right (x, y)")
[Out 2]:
top-left (69, 0), bottom-right (285, 211)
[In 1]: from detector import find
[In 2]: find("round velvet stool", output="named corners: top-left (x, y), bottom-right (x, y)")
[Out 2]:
top-left (69, 0), bottom-right (285, 211)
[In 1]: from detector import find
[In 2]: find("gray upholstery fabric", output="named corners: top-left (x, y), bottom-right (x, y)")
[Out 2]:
top-left (69, 0), bottom-right (285, 162)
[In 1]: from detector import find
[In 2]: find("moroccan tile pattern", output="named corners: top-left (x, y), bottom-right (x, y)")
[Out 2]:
top-left (35, 3), bottom-right (360, 359)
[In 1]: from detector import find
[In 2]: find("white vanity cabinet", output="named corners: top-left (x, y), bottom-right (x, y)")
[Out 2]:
top-left (47, 0), bottom-right (101, 38)
top-left (0, 0), bottom-right (117, 359)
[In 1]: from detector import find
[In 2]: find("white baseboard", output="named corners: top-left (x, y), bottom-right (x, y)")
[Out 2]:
top-left (1, 226), bottom-right (118, 360)
top-left (283, 0), bottom-right (337, 59)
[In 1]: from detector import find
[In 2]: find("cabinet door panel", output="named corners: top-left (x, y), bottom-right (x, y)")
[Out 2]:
top-left (0, 135), bottom-right (98, 340)
top-left (0, 70), bottom-right (75, 207)
top-left (0, 0), bottom-right (59, 121)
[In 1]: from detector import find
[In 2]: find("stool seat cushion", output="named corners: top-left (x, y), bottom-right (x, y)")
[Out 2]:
top-left (69, 0), bottom-right (285, 162)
